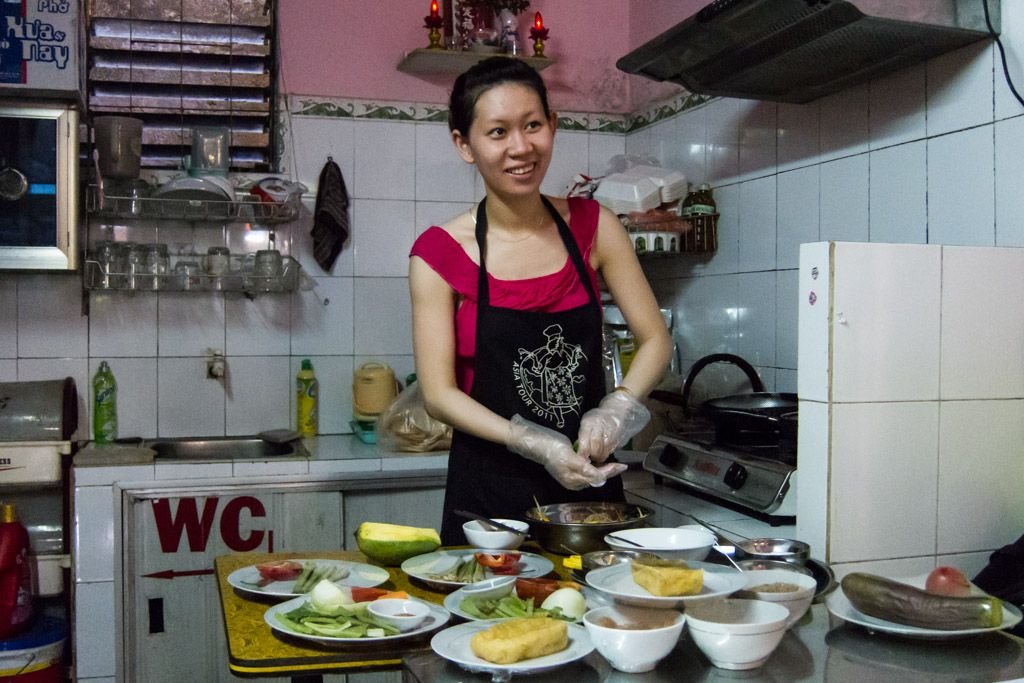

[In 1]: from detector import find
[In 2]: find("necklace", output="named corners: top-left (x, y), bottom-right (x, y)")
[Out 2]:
top-left (468, 209), bottom-right (548, 243)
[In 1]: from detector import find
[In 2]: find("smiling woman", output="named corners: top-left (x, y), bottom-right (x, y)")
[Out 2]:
top-left (407, 57), bottom-right (673, 546)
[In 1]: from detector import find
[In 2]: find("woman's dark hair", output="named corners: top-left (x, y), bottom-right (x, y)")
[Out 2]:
top-left (448, 57), bottom-right (551, 135)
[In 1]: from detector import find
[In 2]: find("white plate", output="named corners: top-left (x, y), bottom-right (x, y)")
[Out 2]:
top-left (431, 620), bottom-right (593, 677)
top-left (153, 176), bottom-right (233, 202)
top-left (402, 549), bottom-right (554, 592)
top-left (826, 574), bottom-right (1023, 640)
top-left (264, 595), bottom-right (450, 645)
top-left (585, 560), bottom-right (746, 609)
top-left (227, 559), bottom-right (390, 599)
top-left (443, 584), bottom-right (599, 622)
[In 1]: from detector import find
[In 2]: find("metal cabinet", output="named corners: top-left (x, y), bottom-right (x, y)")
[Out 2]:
top-left (120, 477), bottom-right (444, 682)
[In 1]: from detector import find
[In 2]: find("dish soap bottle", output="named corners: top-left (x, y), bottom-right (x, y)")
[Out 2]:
top-left (296, 359), bottom-right (318, 437)
top-left (0, 503), bottom-right (33, 639)
top-left (93, 360), bottom-right (118, 443)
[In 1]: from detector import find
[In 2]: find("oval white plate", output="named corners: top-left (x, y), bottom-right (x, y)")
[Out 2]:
top-left (431, 620), bottom-right (592, 676)
top-left (826, 573), bottom-right (1023, 640)
top-left (264, 595), bottom-right (450, 645)
top-left (402, 549), bottom-right (554, 592)
top-left (585, 560), bottom-right (746, 609)
top-left (443, 584), bottom-right (599, 622)
top-left (228, 559), bottom-right (390, 599)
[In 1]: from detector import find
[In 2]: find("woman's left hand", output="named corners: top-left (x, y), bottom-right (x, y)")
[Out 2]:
top-left (576, 390), bottom-right (651, 463)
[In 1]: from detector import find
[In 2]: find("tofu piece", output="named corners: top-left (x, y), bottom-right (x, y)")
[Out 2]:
top-left (631, 559), bottom-right (704, 596)
top-left (470, 617), bottom-right (569, 664)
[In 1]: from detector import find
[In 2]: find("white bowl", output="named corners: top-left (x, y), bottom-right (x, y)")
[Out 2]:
top-left (738, 568), bottom-right (816, 629)
top-left (462, 518), bottom-right (528, 550)
top-left (583, 605), bottom-right (685, 673)
top-left (685, 598), bottom-right (789, 670)
top-left (604, 527), bottom-right (716, 561)
top-left (366, 598), bottom-right (431, 633)
top-left (460, 575), bottom-right (516, 601)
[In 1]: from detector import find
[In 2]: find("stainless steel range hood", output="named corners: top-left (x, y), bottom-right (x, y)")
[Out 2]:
top-left (617, 0), bottom-right (1000, 104)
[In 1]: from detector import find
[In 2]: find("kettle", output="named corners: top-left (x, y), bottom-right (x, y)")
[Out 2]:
top-left (352, 363), bottom-right (399, 421)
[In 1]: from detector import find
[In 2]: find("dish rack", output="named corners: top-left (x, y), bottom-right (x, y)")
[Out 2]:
top-left (86, 185), bottom-right (299, 223)
top-left (83, 253), bottom-right (302, 293)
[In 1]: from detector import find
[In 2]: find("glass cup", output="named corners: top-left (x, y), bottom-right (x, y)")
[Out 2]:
top-left (205, 246), bottom-right (231, 290)
top-left (174, 260), bottom-right (202, 291)
top-left (91, 240), bottom-right (117, 289)
top-left (253, 249), bottom-right (282, 291)
top-left (141, 243), bottom-right (169, 290)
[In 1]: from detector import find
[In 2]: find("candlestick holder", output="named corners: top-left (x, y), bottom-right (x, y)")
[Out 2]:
top-left (529, 12), bottom-right (549, 58)
top-left (424, 5), bottom-right (445, 50)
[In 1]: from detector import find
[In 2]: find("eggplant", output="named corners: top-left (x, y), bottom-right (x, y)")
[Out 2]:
top-left (841, 572), bottom-right (1003, 630)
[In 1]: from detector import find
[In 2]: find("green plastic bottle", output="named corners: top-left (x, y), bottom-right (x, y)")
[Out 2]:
top-left (93, 360), bottom-right (118, 443)
top-left (296, 359), bottom-right (318, 437)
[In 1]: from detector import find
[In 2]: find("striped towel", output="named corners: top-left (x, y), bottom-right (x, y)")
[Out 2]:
top-left (311, 157), bottom-right (350, 271)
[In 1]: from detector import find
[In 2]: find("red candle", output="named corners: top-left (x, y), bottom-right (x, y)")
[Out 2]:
top-left (430, 0), bottom-right (439, 18)
top-left (534, 12), bottom-right (544, 31)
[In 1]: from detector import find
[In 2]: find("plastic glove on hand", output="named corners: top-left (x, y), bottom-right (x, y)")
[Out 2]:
top-left (507, 415), bottom-right (625, 490)
top-left (577, 390), bottom-right (651, 463)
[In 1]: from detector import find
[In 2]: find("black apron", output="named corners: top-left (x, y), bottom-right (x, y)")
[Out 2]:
top-left (439, 197), bottom-right (624, 545)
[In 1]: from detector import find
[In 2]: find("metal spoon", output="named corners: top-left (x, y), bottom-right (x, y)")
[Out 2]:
top-left (605, 533), bottom-right (645, 548)
top-left (453, 509), bottom-right (528, 536)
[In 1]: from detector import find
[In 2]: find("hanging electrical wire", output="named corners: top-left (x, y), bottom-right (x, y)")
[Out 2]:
top-left (984, 0), bottom-right (1024, 108)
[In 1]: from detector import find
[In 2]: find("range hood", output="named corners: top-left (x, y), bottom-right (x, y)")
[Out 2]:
top-left (617, 0), bottom-right (1000, 104)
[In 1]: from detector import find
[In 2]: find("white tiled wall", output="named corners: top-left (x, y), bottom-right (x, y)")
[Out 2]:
top-left (0, 122), bottom-right (624, 441)
top-left (632, 0), bottom-right (1024, 396)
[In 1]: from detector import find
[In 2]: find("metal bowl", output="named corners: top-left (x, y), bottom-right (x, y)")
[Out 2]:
top-left (736, 559), bottom-right (813, 576)
top-left (524, 501), bottom-right (653, 555)
top-left (736, 538), bottom-right (811, 564)
top-left (580, 549), bottom-right (659, 572)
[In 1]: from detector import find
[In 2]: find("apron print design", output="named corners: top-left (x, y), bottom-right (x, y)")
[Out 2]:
top-left (514, 323), bottom-right (588, 427)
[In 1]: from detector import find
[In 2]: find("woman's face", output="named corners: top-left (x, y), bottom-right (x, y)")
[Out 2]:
top-left (454, 82), bottom-right (556, 198)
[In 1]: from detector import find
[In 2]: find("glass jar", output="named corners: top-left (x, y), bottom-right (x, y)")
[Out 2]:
top-left (141, 243), bottom-right (169, 290)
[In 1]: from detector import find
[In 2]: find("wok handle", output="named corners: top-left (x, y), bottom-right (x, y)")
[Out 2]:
top-left (680, 353), bottom-right (765, 416)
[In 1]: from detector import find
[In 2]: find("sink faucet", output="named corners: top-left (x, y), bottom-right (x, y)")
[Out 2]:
top-left (206, 349), bottom-right (226, 379)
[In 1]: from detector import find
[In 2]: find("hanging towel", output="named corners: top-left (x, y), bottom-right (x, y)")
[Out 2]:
top-left (311, 157), bottom-right (350, 271)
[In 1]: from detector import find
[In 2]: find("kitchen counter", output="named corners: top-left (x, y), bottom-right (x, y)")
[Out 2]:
top-left (403, 602), bottom-right (1024, 683)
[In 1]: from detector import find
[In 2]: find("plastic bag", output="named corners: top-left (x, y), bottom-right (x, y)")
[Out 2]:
top-left (377, 382), bottom-right (452, 452)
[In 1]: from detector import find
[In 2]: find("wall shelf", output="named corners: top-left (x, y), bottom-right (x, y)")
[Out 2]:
top-left (397, 48), bottom-right (553, 75)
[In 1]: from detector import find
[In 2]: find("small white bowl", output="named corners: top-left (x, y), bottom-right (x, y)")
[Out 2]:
top-left (462, 518), bottom-right (528, 550)
top-left (460, 575), bottom-right (516, 601)
top-left (366, 598), bottom-right (431, 633)
top-left (583, 605), bottom-right (685, 673)
top-left (604, 527), bottom-right (716, 561)
top-left (738, 568), bottom-right (817, 629)
top-left (685, 598), bottom-right (789, 670)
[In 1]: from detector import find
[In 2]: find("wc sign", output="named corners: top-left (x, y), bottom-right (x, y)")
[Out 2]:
top-left (150, 495), bottom-right (274, 555)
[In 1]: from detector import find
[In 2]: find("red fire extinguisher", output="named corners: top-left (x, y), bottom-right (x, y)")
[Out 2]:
top-left (0, 503), bottom-right (33, 638)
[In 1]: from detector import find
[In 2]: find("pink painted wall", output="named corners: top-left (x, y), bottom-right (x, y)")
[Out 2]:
top-left (278, 0), bottom-right (704, 113)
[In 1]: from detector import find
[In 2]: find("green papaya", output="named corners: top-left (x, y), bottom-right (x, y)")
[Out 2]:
top-left (355, 522), bottom-right (441, 566)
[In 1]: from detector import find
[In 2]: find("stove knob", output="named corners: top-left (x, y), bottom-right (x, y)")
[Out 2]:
top-left (724, 463), bottom-right (748, 489)
top-left (658, 443), bottom-right (683, 468)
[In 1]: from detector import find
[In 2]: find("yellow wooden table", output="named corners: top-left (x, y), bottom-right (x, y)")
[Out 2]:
top-left (215, 546), bottom-right (568, 680)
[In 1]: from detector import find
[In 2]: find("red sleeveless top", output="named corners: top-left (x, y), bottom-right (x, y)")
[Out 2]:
top-left (410, 197), bottom-right (603, 392)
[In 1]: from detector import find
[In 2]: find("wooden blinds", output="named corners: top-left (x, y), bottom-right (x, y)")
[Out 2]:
top-left (86, 0), bottom-right (277, 171)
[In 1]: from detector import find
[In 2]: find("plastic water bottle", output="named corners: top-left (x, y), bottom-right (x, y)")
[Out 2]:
top-left (296, 359), bottom-right (318, 437)
top-left (0, 503), bottom-right (33, 639)
top-left (93, 360), bottom-right (118, 443)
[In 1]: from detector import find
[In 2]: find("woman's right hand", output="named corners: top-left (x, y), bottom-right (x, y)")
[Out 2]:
top-left (507, 415), bottom-right (627, 490)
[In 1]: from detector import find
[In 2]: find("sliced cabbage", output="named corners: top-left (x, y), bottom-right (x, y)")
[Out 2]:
top-left (540, 587), bottom-right (587, 620)
top-left (310, 579), bottom-right (353, 612)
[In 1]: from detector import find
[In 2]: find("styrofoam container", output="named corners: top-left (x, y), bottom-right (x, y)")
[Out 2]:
top-left (594, 174), bottom-right (661, 214)
top-left (621, 165), bottom-right (688, 203)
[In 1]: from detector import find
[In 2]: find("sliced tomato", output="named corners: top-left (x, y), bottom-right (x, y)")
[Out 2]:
top-left (255, 560), bottom-right (303, 582)
top-left (474, 552), bottom-right (521, 574)
top-left (350, 586), bottom-right (389, 602)
top-left (514, 577), bottom-right (560, 604)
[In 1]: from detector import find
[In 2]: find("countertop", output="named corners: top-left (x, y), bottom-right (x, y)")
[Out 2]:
top-left (403, 602), bottom-right (1024, 683)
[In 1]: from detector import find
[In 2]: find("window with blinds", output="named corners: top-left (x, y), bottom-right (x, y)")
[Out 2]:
top-left (86, 0), bottom-right (277, 171)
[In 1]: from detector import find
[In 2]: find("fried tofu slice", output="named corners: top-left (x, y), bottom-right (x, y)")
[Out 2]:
top-left (470, 617), bottom-right (569, 664)
top-left (631, 558), bottom-right (704, 596)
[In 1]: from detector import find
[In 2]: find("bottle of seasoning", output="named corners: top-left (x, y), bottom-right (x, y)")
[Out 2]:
top-left (679, 185), bottom-right (698, 217)
top-left (692, 183), bottom-right (717, 216)
top-left (0, 503), bottom-right (33, 639)
top-left (296, 359), bottom-right (319, 437)
top-left (93, 361), bottom-right (118, 443)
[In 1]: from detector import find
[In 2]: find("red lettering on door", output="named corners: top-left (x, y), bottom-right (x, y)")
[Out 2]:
top-left (152, 498), bottom-right (219, 553)
top-left (219, 496), bottom-right (267, 551)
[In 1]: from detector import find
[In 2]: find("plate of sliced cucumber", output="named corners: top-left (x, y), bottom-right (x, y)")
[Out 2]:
top-left (228, 559), bottom-right (391, 599)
